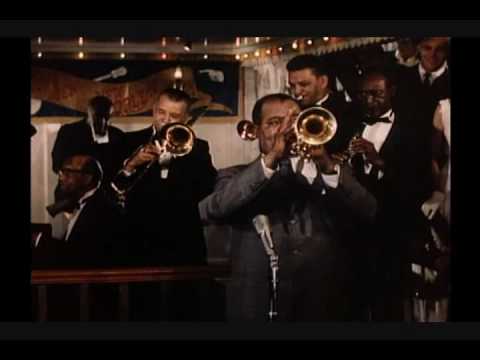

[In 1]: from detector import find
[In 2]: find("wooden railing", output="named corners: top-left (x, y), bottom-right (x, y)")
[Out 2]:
top-left (31, 262), bottom-right (231, 322)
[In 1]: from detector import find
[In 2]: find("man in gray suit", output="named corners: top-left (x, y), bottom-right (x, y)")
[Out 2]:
top-left (200, 93), bottom-right (377, 321)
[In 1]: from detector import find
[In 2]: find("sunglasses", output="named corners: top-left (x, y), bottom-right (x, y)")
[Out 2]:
top-left (59, 167), bottom-right (90, 176)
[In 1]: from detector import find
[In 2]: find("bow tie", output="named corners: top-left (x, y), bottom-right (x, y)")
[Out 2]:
top-left (65, 201), bottom-right (82, 214)
top-left (362, 116), bottom-right (391, 126)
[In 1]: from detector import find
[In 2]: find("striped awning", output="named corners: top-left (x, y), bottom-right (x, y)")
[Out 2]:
top-left (241, 37), bottom-right (396, 67)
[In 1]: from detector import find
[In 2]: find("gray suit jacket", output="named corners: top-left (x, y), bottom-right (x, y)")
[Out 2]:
top-left (199, 157), bottom-right (377, 321)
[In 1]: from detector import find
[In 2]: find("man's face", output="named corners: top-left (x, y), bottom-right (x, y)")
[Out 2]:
top-left (90, 106), bottom-right (112, 136)
top-left (58, 156), bottom-right (92, 198)
top-left (153, 94), bottom-right (188, 130)
top-left (288, 68), bottom-right (328, 108)
top-left (257, 99), bottom-right (300, 155)
top-left (418, 38), bottom-right (449, 73)
top-left (358, 74), bottom-right (394, 118)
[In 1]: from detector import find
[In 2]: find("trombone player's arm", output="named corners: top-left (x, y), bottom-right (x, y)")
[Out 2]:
top-left (123, 143), bottom-right (162, 173)
top-left (110, 142), bottom-right (162, 201)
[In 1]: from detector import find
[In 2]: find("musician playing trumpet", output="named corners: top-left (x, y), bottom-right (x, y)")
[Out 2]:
top-left (199, 93), bottom-right (377, 321)
top-left (286, 54), bottom-right (362, 156)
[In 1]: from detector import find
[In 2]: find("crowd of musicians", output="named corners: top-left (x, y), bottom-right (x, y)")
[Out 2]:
top-left (32, 37), bottom-right (451, 322)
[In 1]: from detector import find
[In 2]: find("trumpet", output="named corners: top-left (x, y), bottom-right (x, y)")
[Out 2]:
top-left (111, 122), bottom-right (195, 201)
top-left (331, 130), bottom-right (363, 164)
top-left (237, 106), bottom-right (337, 159)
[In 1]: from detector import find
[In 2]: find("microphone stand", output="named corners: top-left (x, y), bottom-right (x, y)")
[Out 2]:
top-left (268, 251), bottom-right (279, 322)
top-left (253, 215), bottom-right (279, 322)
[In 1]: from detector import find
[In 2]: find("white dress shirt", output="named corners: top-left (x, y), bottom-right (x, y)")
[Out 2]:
top-left (419, 61), bottom-right (448, 84)
top-left (87, 115), bottom-right (110, 144)
top-left (260, 155), bottom-right (340, 194)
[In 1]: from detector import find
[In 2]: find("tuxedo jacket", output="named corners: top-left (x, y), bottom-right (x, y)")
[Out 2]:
top-left (350, 108), bottom-right (433, 287)
top-left (352, 107), bottom-right (432, 220)
top-left (33, 189), bottom-right (126, 269)
top-left (395, 64), bottom-right (450, 138)
top-left (199, 158), bottom-right (377, 321)
top-left (114, 126), bottom-right (217, 266)
top-left (52, 119), bottom-right (125, 182)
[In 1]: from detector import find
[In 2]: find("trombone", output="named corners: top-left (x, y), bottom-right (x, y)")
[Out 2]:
top-left (111, 122), bottom-right (195, 204)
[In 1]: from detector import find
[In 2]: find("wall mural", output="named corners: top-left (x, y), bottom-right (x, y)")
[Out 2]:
top-left (31, 60), bottom-right (239, 121)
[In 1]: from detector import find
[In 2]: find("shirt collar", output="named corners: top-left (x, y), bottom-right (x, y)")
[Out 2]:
top-left (78, 185), bottom-right (99, 207)
top-left (419, 61), bottom-right (448, 82)
top-left (315, 93), bottom-right (330, 106)
top-left (87, 115), bottom-right (109, 144)
top-left (380, 109), bottom-right (395, 122)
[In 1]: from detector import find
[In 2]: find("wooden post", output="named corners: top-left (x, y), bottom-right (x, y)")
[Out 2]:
top-left (79, 283), bottom-right (90, 321)
top-left (118, 284), bottom-right (129, 321)
top-left (37, 285), bottom-right (48, 322)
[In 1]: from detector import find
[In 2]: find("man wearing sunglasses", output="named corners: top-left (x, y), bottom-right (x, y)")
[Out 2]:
top-left (44, 154), bottom-right (125, 268)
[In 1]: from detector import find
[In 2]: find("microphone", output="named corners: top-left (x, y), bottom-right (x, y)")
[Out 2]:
top-left (94, 66), bottom-right (128, 82)
top-left (198, 69), bottom-right (224, 83)
top-left (252, 214), bottom-right (274, 256)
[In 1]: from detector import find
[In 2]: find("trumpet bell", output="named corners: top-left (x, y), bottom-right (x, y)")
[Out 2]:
top-left (237, 120), bottom-right (257, 141)
top-left (158, 122), bottom-right (195, 156)
top-left (295, 106), bottom-right (337, 146)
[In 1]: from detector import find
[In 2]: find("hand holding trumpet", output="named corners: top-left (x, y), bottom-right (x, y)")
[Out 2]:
top-left (349, 137), bottom-right (385, 170)
top-left (238, 105), bottom-right (339, 173)
top-left (263, 108), bottom-right (297, 170)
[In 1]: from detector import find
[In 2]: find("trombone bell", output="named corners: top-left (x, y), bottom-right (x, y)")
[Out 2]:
top-left (158, 122), bottom-right (195, 157)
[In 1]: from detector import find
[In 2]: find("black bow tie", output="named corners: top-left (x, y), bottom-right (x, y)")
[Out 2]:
top-left (363, 116), bottom-right (391, 126)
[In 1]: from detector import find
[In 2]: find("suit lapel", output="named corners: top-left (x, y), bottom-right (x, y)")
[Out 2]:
top-left (379, 114), bottom-right (401, 160)
top-left (66, 192), bottom-right (99, 244)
